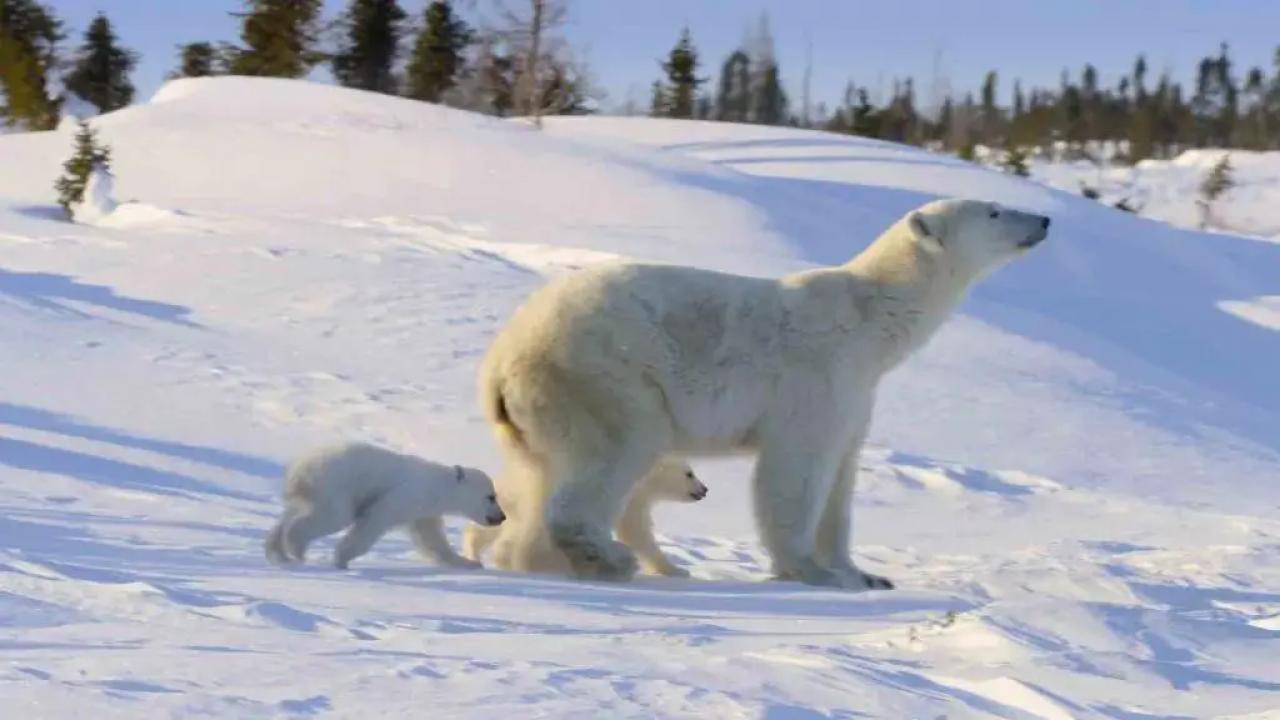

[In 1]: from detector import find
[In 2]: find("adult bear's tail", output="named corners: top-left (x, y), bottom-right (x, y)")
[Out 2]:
top-left (483, 372), bottom-right (529, 456)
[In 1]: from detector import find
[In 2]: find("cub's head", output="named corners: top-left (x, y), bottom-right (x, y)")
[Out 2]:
top-left (451, 465), bottom-right (505, 526)
top-left (906, 198), bottom-right (1050, 278)
top-left (642, 458), bottom-right (708, 504)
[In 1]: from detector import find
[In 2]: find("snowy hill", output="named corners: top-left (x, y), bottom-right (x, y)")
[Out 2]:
top-left (1028, 147), bottom-right (1280, 243)
top-left (2, 78), bottom-right (1278, 718)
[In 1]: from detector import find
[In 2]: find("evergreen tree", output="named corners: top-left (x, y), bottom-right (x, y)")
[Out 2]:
top-left (172, 42), bottom-right (221, 78)
top-left (54, 119), bottom-right (111, 217)
top-left (660, 27), bottom-right (702, 119)
top-left (1081, 63), bottom-right (1101, 144)
top-left (227, 0), bottom-right (323, 78)
top-left (0, 0), bottom-right (62, 129)
top-left (980, 70), bottom-right (999, 145)
top-left (746, 14), bottom-right (786, 125)
top-left (934, 95), bottom-right (953, 147)
top-left (1242, 66), bottom-right (1267, 149)
top-left (1197, 153), bottom-right (1234, 228)
top-left (405, 0), bottom-right (472, 102)
top-left (481, 43), bottom-right (515, 116)
top-left (539, 53), bottom-right (592, 115)
top-left (1001, 145), bottom-right (1030, 177)
top-left (851, 87), bottom-right (879, 137)
top-left (332, 0), bottom-right (406, 93)
top-left (714, 50), bottom-right (750, 122)
top-left (752, 61), bottom-right (786, 125)
top-left (63, 13), bottom-right (137, 113)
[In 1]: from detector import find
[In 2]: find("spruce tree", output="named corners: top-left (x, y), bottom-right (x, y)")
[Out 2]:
top-left (1001, 145), bottom-right (1030, 177)
top-left (980, 70), bottom-right (999, 145)
top-left (482, 47), bottom-right (515, 116)
top-left (714, 50), bottom-right (750, 122)
top-left (63, 13), bottom-right (137, 113)
top-left (1197, 153), bottom-right (1234, 228)
top-left (0, 0), bottom-right (62, 129)
top-left (54, 119), bottom-right (111, 217)
top-left (332, 0), bottom-right (405, 93)
top-left (171, 42), bottom-right (222, 78)
top-left (227, 0), bottom-right (323, 78)
top-left (660, 27), bottom-right (702, 119)
top-left (405, 0), bottom-right (472, 102)
top-left (752, 61), bottom-right (786, 125)
top-left (1242, 66), bottom-right (1267, 149)
top-left (746, 14), bottom-right (786, 125)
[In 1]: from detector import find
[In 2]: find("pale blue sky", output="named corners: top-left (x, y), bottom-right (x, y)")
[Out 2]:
top-left (50, 1), bottom-right (1272, 113)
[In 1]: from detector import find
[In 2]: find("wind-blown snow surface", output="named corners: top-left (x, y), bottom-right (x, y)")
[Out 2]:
top-left (2, 78), bottom-right (1278, 718)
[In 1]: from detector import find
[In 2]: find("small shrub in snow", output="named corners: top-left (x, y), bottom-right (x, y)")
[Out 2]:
top-left (54, 120), bottom-right (112, 218)
top-left (1197, 154), bottom-right (1235, 229)
top-left (1001, 146), bottom-right (1030, 177)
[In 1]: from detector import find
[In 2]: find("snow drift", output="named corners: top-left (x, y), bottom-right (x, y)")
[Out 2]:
top-left (1, 77), bottom-right (1277, 718)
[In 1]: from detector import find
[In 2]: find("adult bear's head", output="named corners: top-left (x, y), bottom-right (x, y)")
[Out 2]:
top-left (906, 198), bottom-right (1050, 280)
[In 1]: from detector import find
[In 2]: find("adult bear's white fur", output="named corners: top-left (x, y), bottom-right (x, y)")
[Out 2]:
top-left (264, 442), bottom-right (506, 569)
top-left (480, 198), bottom-right (1049, 588)
top-left (462, 457), bottom-right (708, 577)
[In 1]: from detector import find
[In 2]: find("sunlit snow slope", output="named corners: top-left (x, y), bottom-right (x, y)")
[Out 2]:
top-left (1, 78), bottom-right (1277, 719)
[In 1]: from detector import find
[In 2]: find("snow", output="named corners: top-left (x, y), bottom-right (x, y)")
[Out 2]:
top-left (1026, 146), bottom-right (1280, 241)
top-left (70, 163), bottom-right (118, 223)
top-left (1, 77), bottom-right (1278, 718)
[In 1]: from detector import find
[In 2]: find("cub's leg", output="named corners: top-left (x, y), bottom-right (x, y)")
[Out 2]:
top-left (409, 516), bottom-right (482, 569)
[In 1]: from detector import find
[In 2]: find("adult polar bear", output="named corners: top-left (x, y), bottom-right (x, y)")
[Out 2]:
top-left (480, 198), bottom-right (1050, 589)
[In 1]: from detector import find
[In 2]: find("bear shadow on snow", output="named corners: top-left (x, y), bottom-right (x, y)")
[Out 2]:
top-left (0, 267), bottom-right (201, 327)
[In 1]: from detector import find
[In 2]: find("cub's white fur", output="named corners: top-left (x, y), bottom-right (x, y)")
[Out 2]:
top-left (462, 457), bottom-right (707, 577)
top-left (479, 198), bottom-right (1049, 588)
top-left (264, 442), bottom-right (505, 569)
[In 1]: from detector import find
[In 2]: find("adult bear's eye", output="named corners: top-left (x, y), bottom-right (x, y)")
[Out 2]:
top-left (685, 471), bottom-right (695, 479)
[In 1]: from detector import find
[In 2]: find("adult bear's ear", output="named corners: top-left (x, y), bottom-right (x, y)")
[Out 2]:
top-left (908, 211), bottom-right (943, 253)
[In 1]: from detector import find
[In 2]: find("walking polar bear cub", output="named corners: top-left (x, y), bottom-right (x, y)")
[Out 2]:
top-left (462, 457), bottom-right (708, 577)
top-left (265, 442), bottom-right (505, 570)
top-left (481, 198), bottom-right (1050, 589)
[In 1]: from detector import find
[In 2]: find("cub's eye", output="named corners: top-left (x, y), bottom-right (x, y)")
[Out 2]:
top-left (487, 493), bottom-right (496, 502)
top-left (685, 471), bottom-right (695, 479)
top-left (988, 209), bottom-right (1000, 219)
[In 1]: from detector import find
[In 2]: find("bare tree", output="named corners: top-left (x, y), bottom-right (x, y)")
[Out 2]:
top-left (495, 0), bottom-right (567, 128)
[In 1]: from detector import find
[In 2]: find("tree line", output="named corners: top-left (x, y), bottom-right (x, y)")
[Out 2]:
top-left (3, 0), bottom-right (1277, 162)
top-left (649, 26), bottom-right (1274, 163)
top-left (2, 0), bottom-right (589, 130)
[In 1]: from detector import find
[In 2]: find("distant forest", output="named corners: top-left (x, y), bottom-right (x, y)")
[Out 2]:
top-left (2, 0), bottom-right (1273, 163)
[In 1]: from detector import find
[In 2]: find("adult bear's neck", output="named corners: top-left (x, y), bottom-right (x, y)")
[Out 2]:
top-left (844, 234), bottom-right (971, 372)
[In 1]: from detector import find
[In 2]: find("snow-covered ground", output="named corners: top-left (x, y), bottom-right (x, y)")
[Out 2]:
top-left (2, 78), bottom-right (1278, 718)
top-left (1027, 146), bottom-right (1280, 244)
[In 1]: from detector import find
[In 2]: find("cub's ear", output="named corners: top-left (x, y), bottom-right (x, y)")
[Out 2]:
top-left (908, 211), bottom-right (943, 253)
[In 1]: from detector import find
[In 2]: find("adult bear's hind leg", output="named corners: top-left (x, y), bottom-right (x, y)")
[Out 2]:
top-left (546, 436), bottom-right (662, 582)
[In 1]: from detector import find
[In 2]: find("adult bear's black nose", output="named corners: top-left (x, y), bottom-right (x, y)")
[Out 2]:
top-left (1041, 216), bottom-right (1051, 229)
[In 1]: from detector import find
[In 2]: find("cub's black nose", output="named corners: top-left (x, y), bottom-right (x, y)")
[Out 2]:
top-left (1041, 216), bottom-right (1051, 229)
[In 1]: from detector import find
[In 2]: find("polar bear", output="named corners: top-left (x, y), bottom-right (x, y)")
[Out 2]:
top-left (462, 457), bottom-right (708, 577)
top-left (478, 198), bottom-right (1049, 589)
top-left (264, 442), bottom-right (505, 570)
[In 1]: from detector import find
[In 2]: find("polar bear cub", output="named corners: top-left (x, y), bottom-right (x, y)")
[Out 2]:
top-left (264, 442), bottom-right (505, 569)
top-left (462, 457), bottom-right (707, 577)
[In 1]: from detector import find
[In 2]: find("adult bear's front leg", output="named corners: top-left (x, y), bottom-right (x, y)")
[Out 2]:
top-left (752, 421), bottom-right (848, 588)
top-left (817, 443), bottom-right (893, 591)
